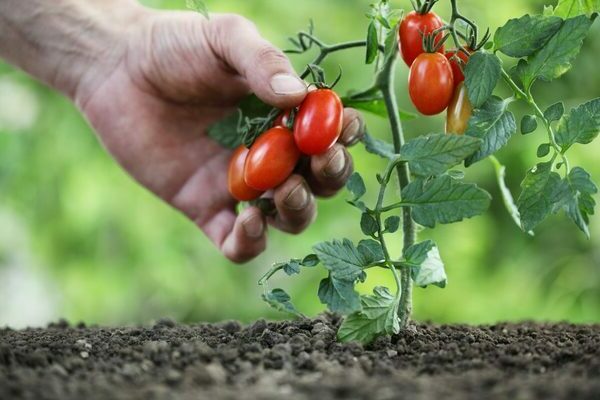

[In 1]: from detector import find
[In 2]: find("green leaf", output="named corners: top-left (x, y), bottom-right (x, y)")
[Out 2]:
top-left (403, 240), bottom-right (435, 267)
top-left (402, 175), bottom-right (492, 228)
top-left (384, 216), bottom-right (400, 233)
top-left (521, 115), bottom-right (538, 135)
top-left (301, 254), bottom-right (320, 267)
top-left (313, 239), bottom-right (369, 281)
top-left (491, 158), bottom-right (529, 234)
top-left (357, 239), bottom-right (385, 264)
top-left (347, 173), bottom-right (367, 200)
top-left (517, 162), bottom-right (572, 232)
top-left (318, 276), bottom-right (362, 315)
top-left (465, 96), bottom-right (517, 166)
top-left (262, 289), bottom-right (303, 317)
top-left (337, 287), bottom-right (399, 344)
top-left (464, 51), bottom-right (502, 108)
top-left (546, 0), bottom-right (600, 18)
top-left (362, 132), bottom-right (396, 159)
top-left (342, 97), bottom-right (416, 120)
top-left (544, 102), bottom-right (565, 122)
top-left (186, 0), bottom-right (209, 18)
top-left (564, 167), bottom-right (598, 238)
top-left (208, 94), bottom-right (272, 149)
top-left (537, 143), bottom-right (551, 158)
top-left (408, 243), bottom-right (447, 288)
top-left (360, 213), bottom-right (379, 236)
top-left (494, 15), bottom-right (563, 58)
top-left (555, 98), bottom-right (600, 150)
top-left (366, 21), bottom-right (379, 65)
top-left (282, 260), bottom-right (301, 276)
top-left (516, 15), bottom-right (593, 90)
top-left (398, 134), bottom-right (482, 176)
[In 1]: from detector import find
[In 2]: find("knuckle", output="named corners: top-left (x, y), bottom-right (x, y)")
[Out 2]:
top-left (254, 44), bottom-right (288, 67)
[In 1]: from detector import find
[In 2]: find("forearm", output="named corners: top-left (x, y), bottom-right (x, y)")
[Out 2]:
top-left (0, 0), bottom-right (144, 98)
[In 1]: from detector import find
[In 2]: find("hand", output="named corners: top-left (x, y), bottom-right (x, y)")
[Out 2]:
top-left (75, 9), bottom-right (365, 262)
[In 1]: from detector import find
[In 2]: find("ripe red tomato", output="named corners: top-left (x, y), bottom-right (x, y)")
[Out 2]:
top-left (409, 52), bottom-right (454, 116)
top-left (445, 83), bottom-right (473, 135)
top-left (445, 49), bottom-right (471, 87)
top-left (228, 146), bottom-right (264, 202)
top-left (399, 11), bottom-right (445, 67)
top-left (294, 89), bottom-right (343, 156)
top-left (244, 127), bottom-right (301, 191)
top-left (273, 109), bottom-right (292, 128)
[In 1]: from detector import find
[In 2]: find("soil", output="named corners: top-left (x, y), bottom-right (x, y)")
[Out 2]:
top-left (1, 315), bottom-right (599, 400)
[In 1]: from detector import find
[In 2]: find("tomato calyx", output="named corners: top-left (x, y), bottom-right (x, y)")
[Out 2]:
top-left (422, 30), bottom-right (449, 54)
top-left (305, 64), bottom-right (342, 90)
top-left (411, 0), bottom-right (440, 15)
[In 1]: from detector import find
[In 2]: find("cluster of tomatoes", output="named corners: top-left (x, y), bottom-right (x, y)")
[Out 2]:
top-left (399, 10), bottom-right (473, 134)
top-left (228, 88), bottom-right (343, 202)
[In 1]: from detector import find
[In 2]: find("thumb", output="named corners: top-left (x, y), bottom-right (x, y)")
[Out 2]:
top-left (206, 14), bottom-right (307, 109)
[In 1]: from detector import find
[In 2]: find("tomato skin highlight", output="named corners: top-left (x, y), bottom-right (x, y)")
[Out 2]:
top-left (445, 49), bottom-right (471, 87)
top-left (445, 83), bottom-right (473, 135)
top-left (244, 127), bottom-right (301, 191)
top-left (399, 11), bottom-right (445, 67)
top-left (408, 53), bottom-right (455, 116)
top-left (228, 146), bottom-right (264, 202)
top-left (294, 89), bottom-right (343, 156)
top-left (273, 109), bottom-right (292, 128)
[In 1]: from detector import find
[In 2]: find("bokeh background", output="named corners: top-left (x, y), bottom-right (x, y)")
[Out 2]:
top-left (1, 0), bottom-right (599, 328)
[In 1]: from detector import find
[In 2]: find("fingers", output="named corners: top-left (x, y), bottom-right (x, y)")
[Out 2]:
top-left (220, 207), bottom-right (267, 263)
top-left (305, 144), bottom-right (354, 198)
top-left (339, 108), bottom-right (366, 146)
top-left (270, 175), bottom-right (317, 234)
top-left (206, 14), bottom-right (307, 109)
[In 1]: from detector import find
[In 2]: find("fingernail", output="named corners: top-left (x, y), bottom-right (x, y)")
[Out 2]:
top-left (270, 73), bottom-right (307, 95)
top-left (284, 182), bottom-right (310, 210)
top-left (344, 118), bottom-right (362, 145)
top-left (242, 215), bottom-right (264, 239)
top-left (324, 148), bottom-right (346, 177)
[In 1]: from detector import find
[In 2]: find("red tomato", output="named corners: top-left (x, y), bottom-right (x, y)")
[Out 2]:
top-left (445, 83), bottom-right (473, 135)
top-left (409, 52), bottom-right (454, 116)
top-left (227, 146), bottom-right (264, 202)
top-left (445, 49), bottom-right (471, 87)
top-left (273, 109), bottom-right (292, 128)
top-left (244, 127), bottom-right (301, 191)
top-left (399, 11), bottom-right (445, 67)
top-left (294, 89), bottom-right (343, 156)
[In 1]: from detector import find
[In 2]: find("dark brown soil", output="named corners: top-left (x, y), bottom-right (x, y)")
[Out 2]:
top-left (1, 315), bottom-right (599, 400)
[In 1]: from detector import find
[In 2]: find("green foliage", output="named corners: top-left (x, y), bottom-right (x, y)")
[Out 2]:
top-left (544, 102), bottom-right (565, 122)
top-left (362, 132), bottom-right (396, 159)
top-left (494, 15), bottom-right (563, 58)
top-left (465, 52), bottom-right (502, 108)
top-left (262, 289), bottom-right (303, 317)
top-left (545, 0), bottom-right (600, 17)
top-left (521, 115), bottom-right (538, 135)
top-left (555, 98), bottom-right (600, 150)
top-left (564, 167), bottom-right (598, 237)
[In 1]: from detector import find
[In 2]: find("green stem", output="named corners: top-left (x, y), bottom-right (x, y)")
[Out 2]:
top-left (299, 40), bottom-right (378, 79)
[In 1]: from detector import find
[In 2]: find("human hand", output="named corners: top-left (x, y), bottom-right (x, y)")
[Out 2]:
top-left (71, 8), bottom-right (365, 262)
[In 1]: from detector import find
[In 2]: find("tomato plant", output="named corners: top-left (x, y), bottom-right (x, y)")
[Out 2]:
top-left (445, 49), bottom-right (470, 86)
top-left (244, 126), bottom-right (301, 191)
top-left (294, 89), bottom-right (343, 156)
top-left (409, 52), bottom-right (454, 115)
top-left (206, 0), bottom-right (600, 345)
top-left (273, 109), bottom-right (292, 129)
top-left (228, 146), bottom-right (264, 201)
top-left (399, 8), bottom-right (445, 66)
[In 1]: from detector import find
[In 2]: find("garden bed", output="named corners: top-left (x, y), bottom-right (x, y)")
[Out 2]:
top-left (1, 315), bottom-right (599, 400)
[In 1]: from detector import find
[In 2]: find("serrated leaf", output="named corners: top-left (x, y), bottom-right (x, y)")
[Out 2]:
top-left (398, 134), bottom-right (482, 176)
top-left (357, 239), bottom-right (385, 265)
top-left (282, 260), bottom-right (301, 276)
top-left (318, 276), bottom-right (361, 315)
top-left (402, 175), bottom-right (492, 228)
top-left (313, 239), bottom-right (369, 281)
top-left (516, 15), bottom-right (593, 90)
top-left (491, 159), bottom-right (529, 234)
top-left (465, 51), bottom-right (502, 108)
top-left (347, 173), bottom-right (367, 200)
top-left (517, 162), bottom-right (572, 232)
top-left (410, 245), bottom-right (447, 288)
top-left (337, 287), bottom-right (399, 344)
top-left (494, 15), bottom-right (563, 58)
top-left (555, 98), bottom-right (600, 151)
top-left (384, 216), bottom-right (400, 233)
top-left (544, 102), bottom-right (565, 122)
top-left (564, 167), bottom-right (598, 238)
top-left (360, 213), bottom-right (379, 236)
top-left (362, 132), bottom-right (396, 159)
top-left (262, 289), bottom-right (303, 317)
top-left (465, 96), bottom-right (517, 166)
top-left (186, 0), bottom-right (209, 18)
top-left (521, 115), bottom-right (538, 135)
top-left (366, 21), bottom-right (379, 65)
top-left (547, 0), bottom-right (600, 18)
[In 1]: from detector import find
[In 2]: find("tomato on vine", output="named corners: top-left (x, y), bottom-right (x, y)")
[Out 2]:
top-left (409, 52), bottom-right (454, 116)
top-left (445, 49), bottom-right (471, 87)
top-left (445, 83), bottom-right (472, 135)
top-left (244, 126), bottom-right (301, 191)
top-left (399, 10), bottom-right (445, 66)
top-left (228, 146), bottom-right (264, 202)
top-left (273, 109), bottom-right (292, 129)
top-left (294, 88), bottom-right (343, 156)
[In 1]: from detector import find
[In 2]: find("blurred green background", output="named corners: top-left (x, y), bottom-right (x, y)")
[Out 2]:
top-left (1, 0), bottom-right (599, 328)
